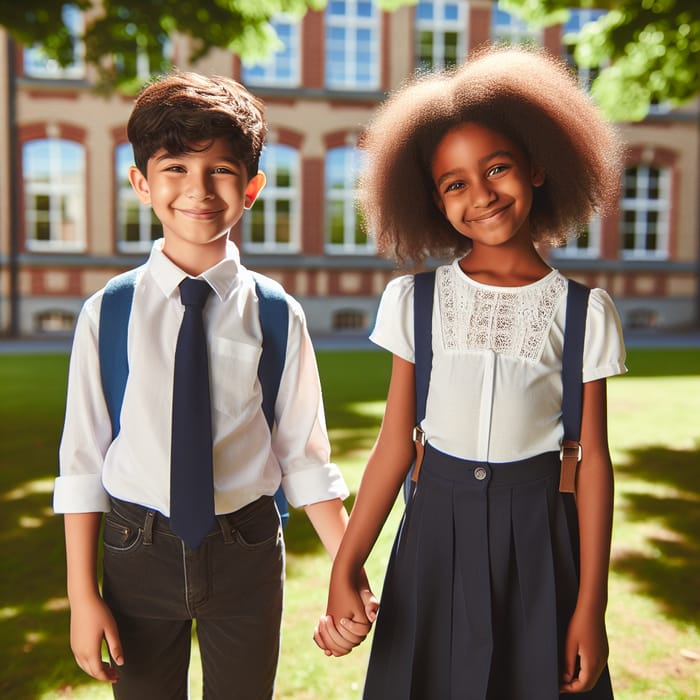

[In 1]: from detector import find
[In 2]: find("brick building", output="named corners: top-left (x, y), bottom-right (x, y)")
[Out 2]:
top-left (1, 1), bottom-right (698, 337)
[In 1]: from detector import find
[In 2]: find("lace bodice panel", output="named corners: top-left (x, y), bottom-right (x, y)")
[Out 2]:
top-left (437, 264), bottom-right (567, 363)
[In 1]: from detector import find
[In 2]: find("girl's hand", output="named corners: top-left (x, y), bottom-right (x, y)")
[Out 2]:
top-left (314, 578), bottom-right (377, 656)
top-left (560, 607), bottom-right (609, 693)
top-left (70, 593), bottom-right (124, 683)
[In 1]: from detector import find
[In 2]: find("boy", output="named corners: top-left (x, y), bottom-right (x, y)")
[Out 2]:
top-left (54, 71), bottom-right (375, 699)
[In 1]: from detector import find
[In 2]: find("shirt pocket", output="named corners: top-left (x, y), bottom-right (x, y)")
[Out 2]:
top-left (210, 336), bottom-right (262, 418)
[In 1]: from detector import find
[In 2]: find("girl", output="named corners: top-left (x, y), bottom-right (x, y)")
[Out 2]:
top-left (314, 45), bottom-right (626, 699)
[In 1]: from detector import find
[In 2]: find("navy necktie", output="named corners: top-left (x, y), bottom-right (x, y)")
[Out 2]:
top-left (170, 278), bottom-right (216, 549)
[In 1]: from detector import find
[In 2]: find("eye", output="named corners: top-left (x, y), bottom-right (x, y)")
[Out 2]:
top-left (444, 180), bottom-right (465, 194)
top-left (164, 164), bottom-right (186, 173)
top-left (487, 164), bottom-right (509, 177)
top-left (212, 166), bottom-right (236, 175)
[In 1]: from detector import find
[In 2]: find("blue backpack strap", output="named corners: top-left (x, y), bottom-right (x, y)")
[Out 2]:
top-left (252, 272), bottom-right (290, 527)
top-left (559, 278), bottom-right (591, 493)
top-left (99, 267), bottom-right (141, 440)
top-left (404, 269), bottom-right (436, 501)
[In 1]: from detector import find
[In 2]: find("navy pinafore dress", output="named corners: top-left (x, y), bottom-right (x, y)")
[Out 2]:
top-left (363, 272), bottom-right (614, 700)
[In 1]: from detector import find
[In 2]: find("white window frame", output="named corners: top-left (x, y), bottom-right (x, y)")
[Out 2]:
top-left (325, 145), bottom-right (373, 254)
top-left (243, 144), bottom-right (301, 253)
top-left (491, 6), bottom-right (542, 45)
top-left (325, 0), bottom-right (380, 90)
top-left (23, 5), bottom-right (85, 80)
top-left (552, 216), bottom-right (602, 259)
top-left (23, 138), bottom-right (86, 253)
top-left (242, 16), bottom-right (301, 88)
top-left (415, 0), bottom-right (467, 72)
top-left (620, 165), bottom-right (671, 261)
top-left (115, 143), bottom-right (161, 253)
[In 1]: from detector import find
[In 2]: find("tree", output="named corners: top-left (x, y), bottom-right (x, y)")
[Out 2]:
top-left (1, 1), bottom-right (699, 120)
top-left (502, 0), bottom-right (700, 121)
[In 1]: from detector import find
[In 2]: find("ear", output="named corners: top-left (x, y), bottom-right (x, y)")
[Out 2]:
top-left (244, 171), bottom-right (266, 209)
top-left (128, 166), bottom-right (151, 205)
top-left (531, 164), bottom-right (545, 187)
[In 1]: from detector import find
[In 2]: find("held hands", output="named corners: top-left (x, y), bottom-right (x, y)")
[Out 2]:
top-left (560, 607), bottom-right (609, 694)
top-left (70, 593), bottom-right (124, 683)
top-left (314, 584), bottom-right (379, 657)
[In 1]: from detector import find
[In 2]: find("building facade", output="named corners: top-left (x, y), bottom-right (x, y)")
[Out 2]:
top-left (1, 1), bottom-right (698, 337)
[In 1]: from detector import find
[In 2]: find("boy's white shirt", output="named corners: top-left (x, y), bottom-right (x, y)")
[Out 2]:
top-left (370, 260), bottom-right (627, 464)
top-left (54, 238), bottom-right (348, 515)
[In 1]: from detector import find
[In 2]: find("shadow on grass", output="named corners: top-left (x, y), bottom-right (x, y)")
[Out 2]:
top-left (613, 444), bottom-right (700, 627)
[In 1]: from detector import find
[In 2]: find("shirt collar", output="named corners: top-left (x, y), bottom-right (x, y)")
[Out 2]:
top-left (147, 238), bottom-right (242, 302)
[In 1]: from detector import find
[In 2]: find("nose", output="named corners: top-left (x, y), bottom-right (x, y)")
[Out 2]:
top-left (186, 173), bottom-right (214, 200)
top-left (470, 179), bottom-right (496, 208)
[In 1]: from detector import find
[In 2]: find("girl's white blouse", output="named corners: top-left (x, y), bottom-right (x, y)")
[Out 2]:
top-left (370, 260), bottom-right (627, 463)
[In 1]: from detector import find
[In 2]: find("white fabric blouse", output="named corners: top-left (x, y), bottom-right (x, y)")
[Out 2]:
top-left (369, 260), bottom-right (627, 463)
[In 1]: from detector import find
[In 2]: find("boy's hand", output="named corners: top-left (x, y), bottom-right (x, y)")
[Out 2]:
top-left (70, 594), bottom-right (124, 683)
top-left (560, 607), bottom-right (609, 693)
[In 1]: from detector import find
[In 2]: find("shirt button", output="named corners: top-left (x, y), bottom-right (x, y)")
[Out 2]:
top-left (474, 467), bottom-right (487, 481)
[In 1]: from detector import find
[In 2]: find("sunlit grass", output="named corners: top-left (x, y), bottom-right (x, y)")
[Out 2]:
top-left (1, 347), bottom-right (699, 699)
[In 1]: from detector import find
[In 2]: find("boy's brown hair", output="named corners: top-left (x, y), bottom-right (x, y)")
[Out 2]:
top-left (358, 45), bottom-right (624, 264)
top-left (127, 71), bottom-right (267, 179)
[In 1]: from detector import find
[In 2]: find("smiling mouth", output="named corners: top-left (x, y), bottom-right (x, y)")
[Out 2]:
top-left (466, 204), bottom-right (510, 223)
top-left (179, 208), bottom-right (223, 217)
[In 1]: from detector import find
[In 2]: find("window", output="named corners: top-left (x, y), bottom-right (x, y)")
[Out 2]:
top-left (325, 145), bottom-right (372, 253)
top-left (242, 16), bottom-right (301, 87)
top-left (551, 217), bottom-right (601, 259)
top-left (243, 144), bottom-right (300, 252)
top-left (562, 9), bottom-right (606, 89)
top-left (491, 6), bottom-right (541, 45)
top-left (333, 309), bottom-right (367, 331)
top-left (325, 0), bottom-right (380, 90)
top-left (116, 143), bottom-right (161, 252)
top-left (24, 5), bottom-right (85, 80)
top-left (23, 138), bottom-right (85, 252)
top-left (620, 165), bottom-right (670, 260)
top-left (415, 1), bottom-right (467, 72)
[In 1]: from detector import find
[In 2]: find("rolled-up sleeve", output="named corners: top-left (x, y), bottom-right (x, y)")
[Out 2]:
top-left (271, 298), bottom-right (349, 508)
top-left (582, 288), bottom-right (627, 383)
top-left (53, 294), bottom-right (112, 513)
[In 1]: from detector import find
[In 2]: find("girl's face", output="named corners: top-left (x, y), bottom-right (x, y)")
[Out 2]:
top-left (431, 122), bottom-right (544, 249)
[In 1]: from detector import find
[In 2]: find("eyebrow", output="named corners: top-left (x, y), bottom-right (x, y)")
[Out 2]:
top-left (153, 151), bottom-right (241, 167)
top-left (435, 149), bottom-right (516, 187)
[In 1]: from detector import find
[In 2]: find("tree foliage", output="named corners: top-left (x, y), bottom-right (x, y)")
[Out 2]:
top-left (503, 0), bottom-right (700, 121)
top-left (1, 0), bottom-right (699, 120)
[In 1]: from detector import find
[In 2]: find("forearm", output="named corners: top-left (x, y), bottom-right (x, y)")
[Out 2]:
top-left (64, 512), bottom-right (103, 603)
top-left (304, 498), bottom-right (349, 559)
top-left (575, 455), bottom-right (614, 616)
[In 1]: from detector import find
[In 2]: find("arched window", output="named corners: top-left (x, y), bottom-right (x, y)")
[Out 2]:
top-left (115, 143), bottom-right (161, 252)
top-left (325, 145), bottom-right (372, 253)
top-left (23, 138), bottom-right (86, 252)
top-left (244, 144), bottom-right (300, 252)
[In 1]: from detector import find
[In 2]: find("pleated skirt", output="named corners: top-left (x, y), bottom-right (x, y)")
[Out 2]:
top-left (363, 443), bottom-right (614, 700)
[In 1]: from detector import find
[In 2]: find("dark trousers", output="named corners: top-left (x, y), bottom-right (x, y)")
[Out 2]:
top-left (102, 495), bottom-right (285, 700)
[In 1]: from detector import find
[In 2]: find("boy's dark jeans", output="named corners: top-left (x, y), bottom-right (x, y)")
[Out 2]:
top-left (102, 495), bottom-right (284, 700)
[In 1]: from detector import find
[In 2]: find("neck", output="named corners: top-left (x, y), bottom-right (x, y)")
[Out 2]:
top-left (460, 240), bottom-right (551, 287)
top-left (162, 238), bottom-right (228, 277)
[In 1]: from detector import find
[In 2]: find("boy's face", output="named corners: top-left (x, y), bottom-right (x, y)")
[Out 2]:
top-left (129, 138), bottom-right (265, 273)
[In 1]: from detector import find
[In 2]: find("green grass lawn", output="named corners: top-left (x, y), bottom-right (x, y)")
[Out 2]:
top-left (0, 347), bottom-right (698, 699)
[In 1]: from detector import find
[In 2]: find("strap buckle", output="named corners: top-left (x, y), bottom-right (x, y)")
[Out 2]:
top-left (412, 425), bottom-right (426, 446)
top-left (559, 439), bottom-right (582, 494)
